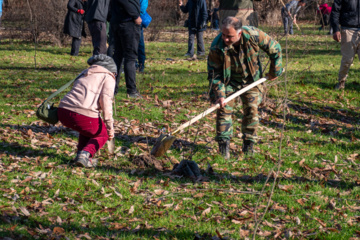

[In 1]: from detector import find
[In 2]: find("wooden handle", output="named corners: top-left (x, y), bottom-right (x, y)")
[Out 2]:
top-left (172, 77), bottom-right (268, 135)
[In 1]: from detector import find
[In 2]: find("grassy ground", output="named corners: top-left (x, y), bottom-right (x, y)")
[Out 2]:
top-left (0, 23), bottom-right (360, 239)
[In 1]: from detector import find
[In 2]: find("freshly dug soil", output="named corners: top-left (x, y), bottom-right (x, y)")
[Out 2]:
top-left (131, 154), bottom-right (165, 171)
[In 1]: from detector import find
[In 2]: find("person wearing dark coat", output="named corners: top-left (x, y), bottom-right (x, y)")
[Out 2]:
top-left (64, 0), bottom-right (87, 56)
top-left (110, 0), bottom-right (143, 98)
top-left (85, 0), bottom-right (110, 55)
top-left (330, 0), bottom-right (360, 89)
top-left (180, 0), bottom-right (208, 58)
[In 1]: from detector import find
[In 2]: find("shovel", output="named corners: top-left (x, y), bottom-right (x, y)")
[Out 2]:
top-left (107, 138), bottom-right (115, 155)
top-left (150, 77), bottom-right (268, 157)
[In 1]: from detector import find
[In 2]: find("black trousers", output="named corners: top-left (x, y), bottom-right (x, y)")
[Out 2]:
top-left (112, 21), bottom-right (141, 95)
top-left (320, 14), bottom-right (330, 26)
top-left (107, 24), bottom-right (115, 58)
top-left (88, 20), bottom-right (107, 55)
top-left (71, 37), bottom-right (81, 56)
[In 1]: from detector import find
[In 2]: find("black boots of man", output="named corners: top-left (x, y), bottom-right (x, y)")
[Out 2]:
top-left (218, 139), bottom-right (254, 159)
top-left (218, 140), bottom-right (230, 159)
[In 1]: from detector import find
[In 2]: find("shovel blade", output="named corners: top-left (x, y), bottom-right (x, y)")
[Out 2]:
top-left (151, 133), bottom-right (176, 157)
top-left (107, 138), bottom-right (115, 154)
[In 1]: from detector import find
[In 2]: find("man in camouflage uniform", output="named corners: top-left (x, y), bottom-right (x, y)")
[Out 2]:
top-left (208, 17), bottom-right (282, 158)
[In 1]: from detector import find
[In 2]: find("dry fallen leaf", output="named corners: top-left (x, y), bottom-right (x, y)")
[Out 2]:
top-left (92, 179), bottom-right (100, 186)
top-left (77, 233), bottom-right (92, 239)
top-left (19, 206), bottom-right (30, 216)
top-left (128, 205), bottom-right (135, 215)
top-left (278, 184), bottom-right (294, 192)
top-left (193, 193), bottom-right (205, 198)
top-left (52, 227), bottom-right (65, 235)
top-left (296, 198), bottom-right (306, 206)
top-left (164, 203), bottom-right (174, 208)
top-left (104, 193), bottom-right (112, 198)
top-left (154, 189), bottom-right (165, 195)
top-left (54, 189), bottom-right (60, 198)
top-left (201, 207), bottom-right (211, 216)
top-left (161, 100), bottom-right (173, 108)
top-left (131, 179), bottom-right (142, 192)
top-left (56, 216), bottom-right (62, 225)
top-left (314, 217), bottom-right (327, 227)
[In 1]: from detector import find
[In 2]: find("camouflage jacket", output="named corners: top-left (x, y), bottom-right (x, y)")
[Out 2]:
top-left (207, 26), bottom-right (282, 99)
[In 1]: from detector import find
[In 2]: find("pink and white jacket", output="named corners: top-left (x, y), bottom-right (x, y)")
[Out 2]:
top-left (59, 65), bottom-right (116, 135)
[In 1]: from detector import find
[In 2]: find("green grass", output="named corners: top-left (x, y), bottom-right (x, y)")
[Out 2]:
top-left (0, 24), bottom-right (360, 239)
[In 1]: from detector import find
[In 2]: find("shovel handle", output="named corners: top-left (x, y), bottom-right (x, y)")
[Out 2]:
top-left (172, 77), bottom-right (268, 135)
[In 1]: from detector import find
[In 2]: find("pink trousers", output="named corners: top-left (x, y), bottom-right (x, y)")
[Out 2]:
top-left (58, 108), bottom-right (108, 157)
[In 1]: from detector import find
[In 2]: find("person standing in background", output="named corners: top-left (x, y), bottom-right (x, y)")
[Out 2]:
top-left (208, 0), bottom-right (220, 30)
top-left (317, 3), bottom-right (332, 34)
top-left (0, 0), bottom-right (4, 29)
top-left (136, 0), bottom-right (148, 73)
top-left (111, 0), bottom-right (143, 98)
top-left (281, 0), bottom-right (306, 35)
top-left (218, 0), bottom-right (260, 28)
top-left (330, 0), bottom-right (360, 89)
top-left (64, 0), bottom-right (87, 56)
top-left (180, 0), bottom-right (208, 58)
top-left (85, 0), bottom-right (110, 55)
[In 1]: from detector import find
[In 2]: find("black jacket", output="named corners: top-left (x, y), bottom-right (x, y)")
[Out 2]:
top-left (110, 0), bottom-right (140, 24)
top-left (85, 0), bottom-right (110, 23)
top-left (330, 0), bottom-right (360, 32)
top-left (180, 0), bottom-right (208, 32)
top-left (63, 0), bottom-right (87, 38)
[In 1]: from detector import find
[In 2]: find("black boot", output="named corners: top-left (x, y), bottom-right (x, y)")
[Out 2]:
top-left (218, 140), bottom-right (230, 159)
top-left (242, 140), bottom-right (254, 154)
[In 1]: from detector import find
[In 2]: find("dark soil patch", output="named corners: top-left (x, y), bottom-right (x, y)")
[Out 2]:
top-left (131, 154), bottom-right (168, 171)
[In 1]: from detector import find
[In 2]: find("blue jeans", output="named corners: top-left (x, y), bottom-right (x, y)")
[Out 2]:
top-left (187, 29), bottom-right (205, 56)
top-left (138, 27), bottom-right (146, 65)
top-left (213, 20), bottom-right (219, 30)
top-left (281, 9), bottom-right (293, 34)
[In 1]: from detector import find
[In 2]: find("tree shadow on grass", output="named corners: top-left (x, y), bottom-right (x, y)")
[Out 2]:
top-left (0, 65), bottom-right (85, 73)
top-left (219, 171), bottom-right (360, 191)
top-left (258, 97), bottom-right (360, 140)
top-left (0, 123), bottom-right (202, 167)
top-left (1, 123), bottom-right (358, 192)
top-left (0, 213), bottom-right (200, 240)
top-left (0, 39), bottom-right (92, 56)
top-left (117, 67), bottom-right (208, 101)
top-left (286, 69), bottom-right (360, 92)
top-left (0, 138), bottom-right (70, 166)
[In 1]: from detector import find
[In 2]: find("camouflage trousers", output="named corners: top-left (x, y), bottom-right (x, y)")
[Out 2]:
top-left (215, 83), bottom-right (262, 143)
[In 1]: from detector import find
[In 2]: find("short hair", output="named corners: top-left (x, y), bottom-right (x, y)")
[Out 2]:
top-left (222, 17), bottom-right (242, 32)
top-left (299, 0), bottom-right (306, 4)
